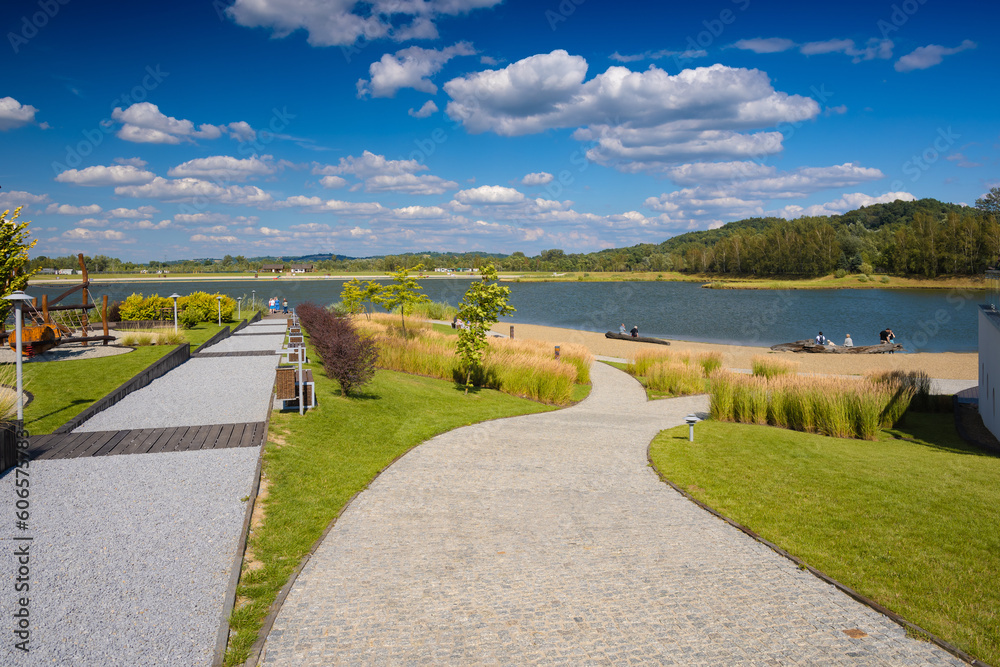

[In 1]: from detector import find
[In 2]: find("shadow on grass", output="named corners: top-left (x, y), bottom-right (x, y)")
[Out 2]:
top-left (886, 410), bottom-right (1000, 459)
top-left (26, 398), bottom-right (91, 433)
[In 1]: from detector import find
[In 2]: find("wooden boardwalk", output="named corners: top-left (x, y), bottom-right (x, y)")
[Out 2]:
top-left (26, 422), bottom-right (267, 460)
top-left (192, 350), bottom-right (278, 358)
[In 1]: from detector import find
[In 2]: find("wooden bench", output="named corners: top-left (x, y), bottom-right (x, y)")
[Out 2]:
top-left (274, 366), bottom-right (316, 410)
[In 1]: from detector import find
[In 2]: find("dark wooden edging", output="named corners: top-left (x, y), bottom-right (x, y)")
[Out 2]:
top-left (232, 318), bottom-right (249, 334)
top-left (249, 311), bottom-right (262, 325)
top-left (53, 343), bottom-right (191, 434)
top-left (194, 325), bottom-right (233, 354)
top-left (645, 441), bottom-right (992, 667)
top-left (213, 388), bottom-right (274, 667)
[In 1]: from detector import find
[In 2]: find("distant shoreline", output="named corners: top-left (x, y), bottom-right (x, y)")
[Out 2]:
top-left (27, 271), bottom-right (990, 292)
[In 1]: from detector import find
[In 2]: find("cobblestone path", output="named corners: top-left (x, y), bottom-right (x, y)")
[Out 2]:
top-left (261, 362), bottom-right (962, 666)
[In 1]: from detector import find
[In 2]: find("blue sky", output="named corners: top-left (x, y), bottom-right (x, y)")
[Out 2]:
top-left (1, 0), bottom-right (997, 262)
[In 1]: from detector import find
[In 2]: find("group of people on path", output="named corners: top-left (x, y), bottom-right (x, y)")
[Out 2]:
top-left (268, 297), bottom-right (289, 314)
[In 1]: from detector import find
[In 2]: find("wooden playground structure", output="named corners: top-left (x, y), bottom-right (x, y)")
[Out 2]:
top-left (4, 254), bottom-right (114, 356)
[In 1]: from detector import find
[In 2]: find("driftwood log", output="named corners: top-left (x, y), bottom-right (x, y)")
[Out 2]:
top-left (605, 332), bottom-right (671, 346)
top-left (770, 340), bottom-right (904, 354)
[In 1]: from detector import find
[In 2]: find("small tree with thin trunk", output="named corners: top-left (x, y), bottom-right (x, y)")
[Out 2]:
top-left (340, 278), bottom-right (383, 319)
top-left (456, 264), bottom-right (515, 393)
top-left (373, 263), bottom-right (429, 336)
top-left (1, 207), bottom-right (38, 324)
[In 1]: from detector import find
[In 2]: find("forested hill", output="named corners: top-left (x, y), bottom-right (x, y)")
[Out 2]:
top-left (584, 198), bottom-right (994, 277)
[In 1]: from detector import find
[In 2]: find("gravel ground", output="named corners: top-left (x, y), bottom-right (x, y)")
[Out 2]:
top-left (73, 355), bottom-right (278, 431)
top-left (205, 333), bottom-right (285, 353)
top-left (0, 446), bottom-right (259, 666)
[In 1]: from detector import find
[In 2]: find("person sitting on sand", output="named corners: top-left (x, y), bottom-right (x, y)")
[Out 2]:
top-left (619, 323), bottom-right (627, 334)
top-left (844, 333), bottom-right (853, 347)
top-left (815, 331), bottom-right (826, 345)
top-left (630, 326), bottom-right (638, 338)
top-left (879, 328), bottom-right (894, 344)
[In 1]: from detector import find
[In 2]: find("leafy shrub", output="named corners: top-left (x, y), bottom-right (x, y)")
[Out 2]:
top-left (880, 275), bottom-right (890, 284)
top-left (179, 310), bottom-right (199, 329)
top-left (298, 302), bottom-right (378, 397)
top-left (180, 291), bottom-right (236, 323)
top-left (119, 293), bottom-right (172, 321)
top-left (859, 262), bottom-right (874, 275)
top-left (107, 300), bottom-right (121, 322)
top-left (834, 269), bottom-right (847, 279)
top-left (857, 274), bottom-right (869, 283)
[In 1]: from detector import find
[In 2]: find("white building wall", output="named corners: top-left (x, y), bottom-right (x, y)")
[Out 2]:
top-left (979, 306), bottom-right (1000, 440)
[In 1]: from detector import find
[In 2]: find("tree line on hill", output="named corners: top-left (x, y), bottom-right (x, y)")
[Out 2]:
top-left (27, 193), bottom-right (1000, 278)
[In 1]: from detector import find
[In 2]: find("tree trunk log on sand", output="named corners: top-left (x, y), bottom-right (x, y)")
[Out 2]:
top-left (605, 332), bottom-right (671, 346)
top-left (770, 340), bottom-right (904, 354)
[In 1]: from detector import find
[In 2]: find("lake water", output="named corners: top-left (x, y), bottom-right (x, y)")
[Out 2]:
top-left (26, 277), bottom-right (991, 353)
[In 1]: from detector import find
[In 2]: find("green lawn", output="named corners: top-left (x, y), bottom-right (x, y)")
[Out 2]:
top-left (21, 346), bottom-right (174, 435)
top-left (649, 415), bottom-right (1000, 665)
top-left (224, 363), bottom-right (555, 665)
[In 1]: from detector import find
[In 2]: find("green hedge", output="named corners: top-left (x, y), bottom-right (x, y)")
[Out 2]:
top-left (119, 292), bottom-right (237, 324)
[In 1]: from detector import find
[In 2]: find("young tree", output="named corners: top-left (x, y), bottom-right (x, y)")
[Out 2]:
top-left (456, 264), bottom-right (515, 393)
top-left (975, 186), bottom-right (1000, 217)
top-left (1, 207), bottom-right (38, 323)
top-left (373, 263), bottom-right (428, 335)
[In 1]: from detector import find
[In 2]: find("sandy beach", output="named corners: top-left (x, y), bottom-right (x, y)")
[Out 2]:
top-left (491, 321), bottom-right (978, 380)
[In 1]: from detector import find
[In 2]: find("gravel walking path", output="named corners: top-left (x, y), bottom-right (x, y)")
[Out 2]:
top-left (261, 362), bottom-right (963, 666)
top-left (0, 446), bottom-right (259, 666)
top-left (0, 318), bottom-right (285, 665)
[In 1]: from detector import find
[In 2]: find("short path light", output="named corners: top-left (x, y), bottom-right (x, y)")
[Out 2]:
top-left (169, 293), bottom-right (181, 333)
top-left (237, 296), bottom-right (243, 320)
top-left (4, 291), bottom-right (32, 422)
top-left (216, 295), bottom-right (223, 326)
top-left (685, 414), bottom-right (699, 442)
top-left (251, 289), bottom-right (256, 312)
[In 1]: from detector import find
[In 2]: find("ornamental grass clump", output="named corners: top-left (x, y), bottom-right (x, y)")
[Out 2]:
top-left (0, 363), bottom-right (18, 422)
top-left (644, 361), bottom-right (705, 396)
top-left (751, 354), bottom-right (798, 379)
top-left (697, 351), bottom-right (723, 377)
top-left (627, 349), bottom-right (675, 377)
top-left (297, 302), bottom-right (378, 397)
top-left (707, 371), bottom-right (919, 439)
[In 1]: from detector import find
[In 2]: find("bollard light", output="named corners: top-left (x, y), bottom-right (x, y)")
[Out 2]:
top-left (169, 293), bottom-right (181, 333)
top-left (251, 289), bottom-right (256, 312)
top-left (510, 325), bottom-right (514, 339)
top-left (4, 291), bottom-right (33, 423)
top-left (685, 414), bottom-right (699, 442)
top-left (237, 296), bottom-right (243, 320)
top-left (555, 344), bottom-right (560, 360)
top-left (216, 296), bottom-right (223, 326)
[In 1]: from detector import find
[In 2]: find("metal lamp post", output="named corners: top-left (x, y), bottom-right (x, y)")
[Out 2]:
top-left (4, 291), bottom-right (32, 423)
top-left (237, 296), bottom-right (243, 320)
top-left (685, 414), bottom-right (699, 442)
top-left (169, 293), bottom-right (181, 333)
top-left (251, 289), bottom-right (256, 314)
top-left (216, 296), bottom-right (223, 326)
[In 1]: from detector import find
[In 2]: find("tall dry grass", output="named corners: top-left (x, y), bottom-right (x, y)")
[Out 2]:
top-left (354, 314), bottom-right (590, 405)
top-left (708, 370), bottom-right (918, 440)
top-left (119, 327), bottom-right (185, 347)
top-left (625, 348), bottom-right (721, 396)
top-left (0, 363), bottom-right (18, 422)
top-left (751, 354), bottom-right (799, 379)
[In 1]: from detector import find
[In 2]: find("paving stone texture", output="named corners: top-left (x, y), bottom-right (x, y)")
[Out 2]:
top-left (262, 362), bottom-right (963, 666)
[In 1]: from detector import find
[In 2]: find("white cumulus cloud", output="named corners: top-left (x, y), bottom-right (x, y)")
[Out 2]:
top-left (168, 155), bottom-right (276, 181)
top-left (115, 177), bottom-right (272, 205)
top-left (444, 53), bottom-right (819, 172)
top-left (226, 0), bottom-right (502, 47)
top-left (408, 100), bottom-right (439, 118)
top-left (454, 185), bottom-right (525, 205)
top-left (731, 38), bottom-right (796, 53)
top-left (521, 172), bottom-right (554, 186)
top-left (62, 228), bottom-right (125, 241)
top-left (55, 164), bottom-right (156, 186)
top-left (46, 203), bottom-right (103, 215)
top-left (0, 97), bottom-right (41, 131)
top-left (358, 42), bottom-right (476, 98)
